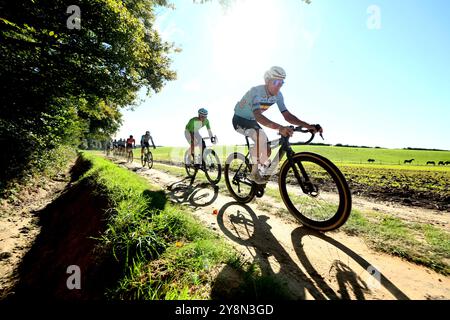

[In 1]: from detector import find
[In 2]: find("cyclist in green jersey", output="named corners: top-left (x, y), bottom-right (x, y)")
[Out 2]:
top-left (185, 108), bottom-right (216, 165)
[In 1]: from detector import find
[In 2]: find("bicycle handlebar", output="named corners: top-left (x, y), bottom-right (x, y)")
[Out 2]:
top-left (291, 124), bottom-right (323, 145)
top-left (203, 135), bottom-right (217, 144)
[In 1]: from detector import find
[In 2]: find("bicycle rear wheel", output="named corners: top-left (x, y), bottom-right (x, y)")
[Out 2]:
top-left (184, 149), bottom-right (196, 178)
top-left (203, 149), bottom-right (221, 184)
top-left (279, 152), bottom-right (351, 231)
top-left (224, 152), bottom-right (255, 203)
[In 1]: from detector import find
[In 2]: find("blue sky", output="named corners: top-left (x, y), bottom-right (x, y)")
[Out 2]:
top-left (115, 0), bottom-right (450, 150)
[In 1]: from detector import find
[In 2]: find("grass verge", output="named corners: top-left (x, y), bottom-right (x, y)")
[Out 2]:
top-left (79, 152), bottom-right (291, 299)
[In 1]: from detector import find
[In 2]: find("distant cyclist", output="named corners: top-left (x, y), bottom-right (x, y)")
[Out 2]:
top-left (233, 66), bottom-right (322, 184)
top-left (126, 135), bottom-right (135, 154)
top-left (118, 138), bottom-right (126, 155)
top-left (140, 130), bottom-right (156, 161)
top-left (185, 108), bottom-right (216, 165)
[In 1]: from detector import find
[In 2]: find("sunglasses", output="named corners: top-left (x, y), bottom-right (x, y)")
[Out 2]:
top-left (272, 79), bottom-right (284, 87)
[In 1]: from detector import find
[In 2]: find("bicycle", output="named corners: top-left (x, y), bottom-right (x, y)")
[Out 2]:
top-left (141, 146), bottom-right (155, 169)
top-left (184, 136), bottom-right (221, 185)
top-left (224, 125), bottom-right (352, 231)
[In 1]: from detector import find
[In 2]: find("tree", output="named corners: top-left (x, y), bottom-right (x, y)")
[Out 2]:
top-left (0, 0), bottom-right (176, 191)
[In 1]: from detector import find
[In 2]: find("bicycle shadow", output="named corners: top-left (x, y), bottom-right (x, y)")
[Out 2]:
top-left (166, 178), bottom-right (219, 208)
top-left (215, 202), bottom-right (410, 300)
top-left (291, 227), bottom-right (410, 300)
top-left (215, 201), bottom-right (324, 300)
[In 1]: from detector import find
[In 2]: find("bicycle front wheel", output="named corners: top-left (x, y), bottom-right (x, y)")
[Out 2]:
top-left (224, 152), bottom-right (255, 203)
top-left (203, 149), bottom-right (221, 184)
top-left (279, 152), bottom-right (351, 231)
top-left (127, 150), bottom-right (133, 163)
top-left (147, 152), bottom-right (153, 169)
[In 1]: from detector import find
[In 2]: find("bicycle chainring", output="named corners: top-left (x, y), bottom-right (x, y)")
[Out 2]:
top-left (255, 185), bottom-right (265, 198)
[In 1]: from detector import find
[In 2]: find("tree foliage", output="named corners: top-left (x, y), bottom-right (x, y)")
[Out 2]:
top-left (0, 0), bottom-right (176, 191)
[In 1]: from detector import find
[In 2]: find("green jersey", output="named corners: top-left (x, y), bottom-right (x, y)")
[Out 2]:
top-left (185, 117), bottom-right (210, 133)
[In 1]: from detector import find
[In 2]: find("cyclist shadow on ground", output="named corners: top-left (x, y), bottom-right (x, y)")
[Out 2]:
top-left (215, 201), bottom-right (327, 300)
top-left (166, 178), bottom-right (219, 208)
top-left (291, 227), bottom-right (410, 300)
top-left (215, 202), bottom-right (410, 300)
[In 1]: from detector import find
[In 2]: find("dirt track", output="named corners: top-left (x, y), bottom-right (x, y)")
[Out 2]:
top-left (1, 157), bottom-right (449, 300)
top-left (120, 159), bottom-right (450, 300)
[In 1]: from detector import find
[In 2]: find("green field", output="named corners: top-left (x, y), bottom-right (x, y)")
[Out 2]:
top-left (117, 145), bottom-right (449, 211)
top-left (148, 145), bottom-right (450, 167)
top-left (109, 145), bottom-right (450, 211)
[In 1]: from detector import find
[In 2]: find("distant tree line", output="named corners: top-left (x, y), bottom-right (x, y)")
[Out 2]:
top-left (334, 144), bottom-right (381, 149)
top-left (403, 147), bottom-right (448, 152)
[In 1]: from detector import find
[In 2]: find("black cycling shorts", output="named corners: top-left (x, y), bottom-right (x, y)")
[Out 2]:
top-left (232, 115), bottom-right (262, 133)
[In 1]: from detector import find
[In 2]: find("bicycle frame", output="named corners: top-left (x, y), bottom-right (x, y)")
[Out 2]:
top-left (190, 137), bottom-right (215, 171)
top-left (142, 146), bottom-right (151, 157)
top-left (240, 131), bottom-right (316, 195)
top-left (185, 136), bottom-right (221, 185)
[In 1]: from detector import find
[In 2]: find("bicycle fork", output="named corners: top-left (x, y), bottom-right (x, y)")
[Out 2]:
top-left (288, 156), bottom-right (319, 197)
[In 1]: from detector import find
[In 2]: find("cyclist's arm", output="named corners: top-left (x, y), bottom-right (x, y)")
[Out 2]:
top-left (282, 111), bottom-right (316, 131)
top-left (203, 119), bottom-right (212, 138)
top-left (150, 136), bottom-right (156, 149)
top-left (253, 109), bottom-right (283, 131)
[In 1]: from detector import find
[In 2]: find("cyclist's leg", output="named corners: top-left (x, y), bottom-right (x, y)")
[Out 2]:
top-left (232, 116), bottom-right (265, 172)
top-left (255, 128), bottom-right (269, 166)
top-left (193, 131), bottom-right (202, 165)
top-left (141, 143), bottom-right (149, 158)
top-left (184, 129), bottom-right (193, 155)
top-left (126, 144), bottom-right (131, 156)
top-left (245, 128), bottom-right (269, 174)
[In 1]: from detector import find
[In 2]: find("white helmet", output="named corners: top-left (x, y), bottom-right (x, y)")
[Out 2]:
top-left (264, 66), bottom-right (286, 82)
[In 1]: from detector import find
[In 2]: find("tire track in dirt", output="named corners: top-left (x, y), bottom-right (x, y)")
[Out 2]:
top-left (115, 158), bottom-right (450, 300)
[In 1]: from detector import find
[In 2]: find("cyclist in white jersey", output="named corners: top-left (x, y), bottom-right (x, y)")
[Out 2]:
top-left (233, 66), bottom-right (323, 184)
